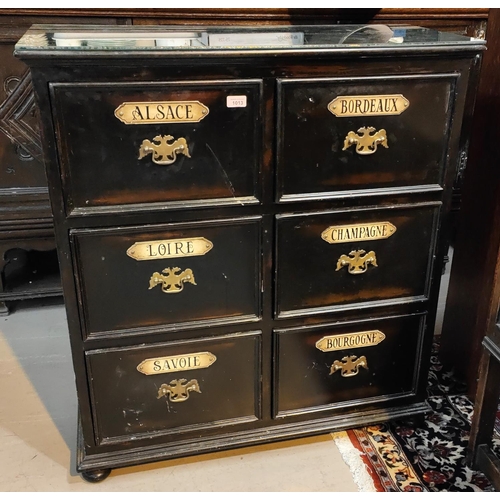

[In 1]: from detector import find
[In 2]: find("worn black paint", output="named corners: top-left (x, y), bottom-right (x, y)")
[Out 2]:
top-left (16, 30), bottom-right (482, 477)
top-left (277, 76), bottom-right (456, 200)
top-left (276, 203), bottom-right (440, 316)
top-left (87, 332), bottom-right (261, 443)
top-left (51, 81), bottom-right (262, 213)
top-left (72, 217), bottom-right (262, 337)
top-left (274, 314), bottom-right (425, 416)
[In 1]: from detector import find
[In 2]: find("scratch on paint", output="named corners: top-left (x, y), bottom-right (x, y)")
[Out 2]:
top-left (206, 143), bottom-right (240, 202)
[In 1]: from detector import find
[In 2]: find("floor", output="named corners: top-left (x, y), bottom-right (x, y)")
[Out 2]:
top-left (0, 297), bottom-right (357, 492)
top-left (0, 251), bottom-right (453, 491)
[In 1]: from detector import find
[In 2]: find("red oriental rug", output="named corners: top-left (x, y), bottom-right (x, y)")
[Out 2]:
top-left (332, 342), bottom-right (500, 492)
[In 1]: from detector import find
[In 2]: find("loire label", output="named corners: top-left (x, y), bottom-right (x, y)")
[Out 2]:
top-left (316, 331), bottom-right (386, 352)
top-left (115, 100), bottom-right (209, 124)
top-left (328, 94), bottom-right (409, 117)
top-left (137, 352), bottom-right (217, 375)
top-left (126, 237), bottom-right (213, 261)
top-left (321, 222), bottom-right (396, 244)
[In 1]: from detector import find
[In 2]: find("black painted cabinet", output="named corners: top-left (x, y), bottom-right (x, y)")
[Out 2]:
top-left (16, 24), bottom-right (483, 481)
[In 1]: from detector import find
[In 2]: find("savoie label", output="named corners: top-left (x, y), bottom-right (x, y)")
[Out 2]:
top-left (137, 352), bottom-right (217, 375)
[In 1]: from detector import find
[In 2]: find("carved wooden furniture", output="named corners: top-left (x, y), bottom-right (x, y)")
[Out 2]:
top-left (0, 13), bottom-right (121, 313)
top-left (468, 332), bottom-right (500, 490)
top-left (448, 9), bottom-right (500, 489)
top-left (439, 9), bottom-right (500, 399)
top-left (0, 9), bottom-right (489, 314)
top-left (16, 23), bottom-right (483, 482)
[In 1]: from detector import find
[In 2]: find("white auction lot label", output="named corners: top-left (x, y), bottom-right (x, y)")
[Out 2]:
top-left (227, 96), bottom-right (247, 108)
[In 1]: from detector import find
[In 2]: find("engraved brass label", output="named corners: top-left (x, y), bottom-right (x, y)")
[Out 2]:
top-left (115, 101), bottom-right (209, 124)
top-left (127, 237), bottom-right (213, 261)
top-left (330, 355), bottom-right (368, 378)
top-left (157, 379), bottom-right (201, 403)
top-left (149, 267), bottom-right (196, 294)
top-left (137, 351), bottom-right (216, 376)
top-left (343, 127), bottom-right (388, 155)
top-left (316, 330), bottom-right (386, 352)
top-left (328, 94), bottom-right (409, 117)
top-left (336, 249), bottom-right (377, 275)
top-left (139, 135), bottom-right (190, 165)
top-left (321, 222), bottom-right (396, 244)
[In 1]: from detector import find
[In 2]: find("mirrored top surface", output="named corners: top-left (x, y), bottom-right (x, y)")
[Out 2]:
top-left (15, 24), bottom-right (482, 52)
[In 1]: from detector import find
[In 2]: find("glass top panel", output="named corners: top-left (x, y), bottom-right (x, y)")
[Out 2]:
top-left (16, 24), bottom-right (481, 51)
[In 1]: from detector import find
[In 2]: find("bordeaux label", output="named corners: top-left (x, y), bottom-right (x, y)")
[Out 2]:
top-left (328, 94), bottom-right (409, 117)
top-left (126, 237), bottom-right (213, 261)
top-left (316, 330), bottom-right (386, 352)
top-left (137, 351), bottom-right (217, 375)
top-left (114, 100), bottom-right (209, 124)
top-left (321, 222), bottom-right (396, 244)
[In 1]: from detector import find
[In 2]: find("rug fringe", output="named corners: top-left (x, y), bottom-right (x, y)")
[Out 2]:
top-left (331, 431), bottom-right (377, 492)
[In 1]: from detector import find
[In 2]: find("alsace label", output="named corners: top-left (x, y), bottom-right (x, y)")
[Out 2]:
top-left (137, 351), bottom-right (217, 375)
top-left (328, 94), bottom-right (409, 117)
top-left (316, 330), bottom-right (386, 352)
top-left (126, 237), bottom-right (213, 261)
top-left (321, 221), bottom-right (396, 244)
top-left (114, 100), bottom-right (209, 124)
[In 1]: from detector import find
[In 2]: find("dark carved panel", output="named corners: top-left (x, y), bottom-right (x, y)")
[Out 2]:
top-left (0, 69), bottom-right (42, 163)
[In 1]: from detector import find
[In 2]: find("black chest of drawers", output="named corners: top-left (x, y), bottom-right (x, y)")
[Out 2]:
top-left (16, 24), bottom-right (484, 482)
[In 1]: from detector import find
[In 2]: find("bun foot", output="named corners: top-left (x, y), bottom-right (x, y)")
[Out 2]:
top-left (81, 469), bottom-right (111, 483)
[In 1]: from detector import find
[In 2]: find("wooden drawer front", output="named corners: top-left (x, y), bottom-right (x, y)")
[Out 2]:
top-left (51, 80), bottom-right (262, 214)
top-left (72, 217), bottom-right (262, 338)
top-left (275, 204), bottom-right (439, 318)
top-left (277, 75), bottom-right (455, 201)
top-left (274, 315), bottom-right (424, 417)
top-left (86, 331), bottom-right (261, 444)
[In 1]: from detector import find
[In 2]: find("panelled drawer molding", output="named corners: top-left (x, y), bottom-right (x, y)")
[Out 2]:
top-left (51, 80), bottom-right (262, 214)
top-left (87, 331), bottom-right (262, 444)
top-left (274, 314), bottom-right (426, 417)
top-left (276, 203), bottom-right (440, 318)
top-left (277, 75), bottom-right (456, 201)
top-left (72, 217), bottom-right (262, 338)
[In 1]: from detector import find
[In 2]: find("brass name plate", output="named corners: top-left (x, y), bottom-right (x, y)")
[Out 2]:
top-left (316, 330), bottom-right (386, 352)
top-left (115, 101), bottom-right (209, 124)
top-left (127, 237), bottom-right (213, 261)
top-left (321, 222), bottom-right (396, 244)
top-left (137, 351), bottom-right (217, 375)
top-left (328, 94), bottom-right (409, 117)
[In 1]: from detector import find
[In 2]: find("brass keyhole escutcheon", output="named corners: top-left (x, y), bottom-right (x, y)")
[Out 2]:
top-left (148, 267), bottom-right (196, 294)
top-left (336, 249), bottom-right (377, 275)
top-left (342, 127), bottom-right (388, 155)
top-left (138, 134), bottom-right (191, 165)
top-left (157, 379), bottom-right (201, 403)
top-left (330, 355), bottom-right (368, 378)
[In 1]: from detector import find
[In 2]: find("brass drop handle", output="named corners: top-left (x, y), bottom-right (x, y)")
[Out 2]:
top-left (138, 134), bottom-right (191, 165)
top-left (335, 249), bottom-right (377, 275)
top-left (342, 127), bottom-right (388, 155)
top-left (157, 379), bottom-right (201, 403)
top-left (148, 267), bottom-right (196, 294)
top-left (330, 355), bottom-right (368, 378)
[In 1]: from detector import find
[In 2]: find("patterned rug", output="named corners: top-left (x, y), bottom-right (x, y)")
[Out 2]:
top-left (332, 342), bottom-right (500, 492)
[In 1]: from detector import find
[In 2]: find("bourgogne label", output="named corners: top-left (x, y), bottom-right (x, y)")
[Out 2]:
top-left (316, 331), bottom-right (386, 352)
